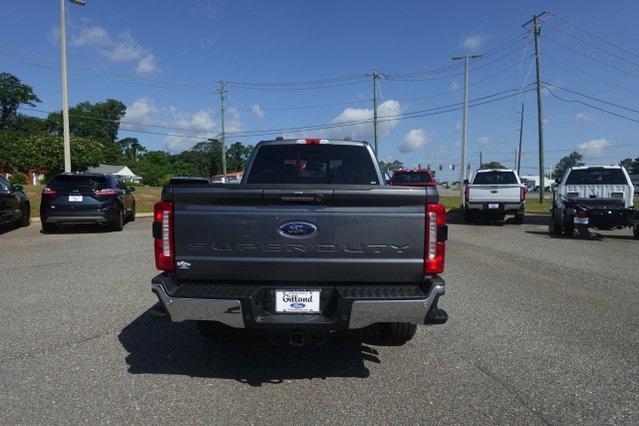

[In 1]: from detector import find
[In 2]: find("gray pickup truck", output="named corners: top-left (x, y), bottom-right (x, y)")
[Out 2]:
top-left (151, 138), bottom-right (448, 346)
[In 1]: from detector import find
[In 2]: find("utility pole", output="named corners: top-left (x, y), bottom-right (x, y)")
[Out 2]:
top-left (59, 0), bottom-right (86, 173)
top-left (370, 70), bottom-right (382, 158)
top-left (524, 12), bottom-right (548, 203)
top-left (517, 103), bottom-right (524, 175)
top-left (479, 151), bottom-right (483, 169)
top-left (452, 54), bottom-right (482, 207)
top-left (218, 81), bottom-right (227, 182)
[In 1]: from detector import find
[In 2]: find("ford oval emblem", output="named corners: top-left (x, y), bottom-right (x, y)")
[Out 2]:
top-left (291, 303), bottom-right (306, 309)
top-left (278, 221), bottom-right (318, 238)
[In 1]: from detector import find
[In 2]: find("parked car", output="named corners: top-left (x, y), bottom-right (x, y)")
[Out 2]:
top-left (40, 173), bottom-right (136, 233)
top-left (151, 138), bottom-right (448, 346)
top-left (0, 175), bottom-right (30, 228)
top-left (463, 169), bottom-right (526, 224)
top-left (390, 169), bottom-right (436, 188)
top-left (550, 165), bottom-right (638, 238)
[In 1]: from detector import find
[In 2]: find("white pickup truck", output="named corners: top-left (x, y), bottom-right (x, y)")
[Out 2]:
top-left (463, 169), bottom-right (526, 224)
top-left (550, 165), bottom-right (638, 238)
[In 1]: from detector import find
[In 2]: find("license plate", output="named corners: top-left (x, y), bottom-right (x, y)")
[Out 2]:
top-left (275, 290), bottom-right (320, 314)
top-left (488, 203), bottom-right (499, 209)
top-left (574, 217), bottom-right (589, 225)
top-left (68, 195), bottom-right (83, 202)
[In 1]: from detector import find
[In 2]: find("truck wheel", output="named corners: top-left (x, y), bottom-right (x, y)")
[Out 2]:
top-left (577, 224), bottom-right (591, 238)
top-left (563, 222), bottom-right (575, 237)
top-left (378, 323), bottom-right (417, 346)
top-left (514, 212), bottom-right (524, 225)
top-left (633, 225), bottom-right (639, 239)
top-left (549, 216), bottom-right (562, 235)
top-left (197, 321), bottom-right (232, 339)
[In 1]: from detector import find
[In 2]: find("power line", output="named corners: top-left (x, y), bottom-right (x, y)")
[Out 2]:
top-left (546, 21), bottom-right (639, 69)
top-left (543, 52), bottom-right (639, 96)
top-left (225, 74), bottom-right (368, 87)
top-left (545, 36), bottom-right (639, 79)
top-left (544, 85), bottom-right (639, 124)
top-left (543, 83), bottom-right (639, 114)
top-left (552, 14), bottom-right (639, 61)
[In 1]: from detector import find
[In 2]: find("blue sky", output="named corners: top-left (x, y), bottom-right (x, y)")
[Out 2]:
top-left (2, 0), bottom-right (638, 176)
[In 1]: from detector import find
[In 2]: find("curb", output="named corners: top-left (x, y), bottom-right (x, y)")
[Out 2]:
top-left (30, 212), bottom-right (153, 223)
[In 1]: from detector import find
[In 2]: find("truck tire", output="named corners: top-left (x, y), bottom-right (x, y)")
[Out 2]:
top-left (549, 215), bottom-right (562, 235)
top-left (514, 212), bottom-right (524, 225)
top-left (563, 221), bottom-right (575, 237)
top-left (378, 322), bottom-right (417, 346)
top-left (633, 224), bottom-right (639, 239)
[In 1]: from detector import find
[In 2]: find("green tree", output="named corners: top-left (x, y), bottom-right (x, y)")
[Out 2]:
top-left (379, 160), bottom-right (404, 175)
top-left (226, 141), bottom-right (253, 171)
top-left (619, 157), bottom-right (639, 174)
top-left (0, 132), bottom-right (103, 174)
top-left (45, 99), bottom-right (127, 163)
top-left (176, 139), bottom-right (223, 176)
top-left (552, 151), bottom-right (584, 181)
top-left (118, 137), bottom-right (147, 160)
top-left (481, 161), bottom-right (506, 170)
top-left (0, 73), bottom-right (41, 128)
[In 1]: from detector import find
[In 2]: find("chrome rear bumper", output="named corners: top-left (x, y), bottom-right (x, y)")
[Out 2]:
top-left (151, 279), bottom-right (445, 330)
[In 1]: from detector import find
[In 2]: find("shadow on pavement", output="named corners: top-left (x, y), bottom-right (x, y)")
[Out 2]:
top-left (447, 210), bottom-right (550, 227)
top-left (39, 223), bottom-right (118, 235)
top-left (119, 309), bottom-right (379, 387)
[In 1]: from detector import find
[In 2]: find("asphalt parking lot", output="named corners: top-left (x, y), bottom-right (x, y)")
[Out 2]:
top-left (1, 217), bottom-right (637, 424)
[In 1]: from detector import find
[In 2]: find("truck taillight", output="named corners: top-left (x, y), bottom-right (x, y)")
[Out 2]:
top-left (153, 201), bottom-right (174, 271)
top-left (464, 186), bottom-right (469, 203)
top-left (425, 203), bottom-right (447, 275)
top-left (520, 187), bottom-right (527, 202)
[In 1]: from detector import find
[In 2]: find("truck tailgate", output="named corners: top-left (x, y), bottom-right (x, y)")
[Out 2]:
top-left (468, 184), bottom-right (521, 202)
top-left (170, 185), bottom-right (430, 284)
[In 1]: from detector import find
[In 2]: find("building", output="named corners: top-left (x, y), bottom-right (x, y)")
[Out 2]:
top-left (86, 164), bottom-right (142, 183)
top-left (211, 171), bottom-right (243, 184)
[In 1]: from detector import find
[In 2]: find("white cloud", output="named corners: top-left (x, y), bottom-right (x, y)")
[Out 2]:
top-left (578, 138), bottom-right (610, 158)
top-left (477, 136), bottom-right (490, 145)
top-left (450, 81), bottom-right (460, 91)
top-left (251, 104), bottom-right (265, 119)
top-left (455, 120), bottom-right (462, 131)
top-left (72, 26), bottom-right (111, 47)
top-left (328, 100), bottom-right (401, 141)
top-left (574, 112), bottom-right (593, 123)
top-left (71, 25), bottom-right (159, 75)
top-left (136, 54), bottom-right (159, 74)
top-left (399, 129), bottom-right (429, 153)
top-left (121, 97), bottom-right (157, 131)
top-left (122, 97), bottom-right (218, 152)
top-left (461, 35), bottom-right (485, 51)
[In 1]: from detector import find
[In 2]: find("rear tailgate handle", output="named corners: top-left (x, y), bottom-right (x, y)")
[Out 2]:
top-left (490, 190), bottom-right (498, 194)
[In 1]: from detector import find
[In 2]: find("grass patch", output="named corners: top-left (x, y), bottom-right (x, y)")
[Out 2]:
top-left (439, 195), bottom-right (551, 214)
top-left (23, 185), bottom-right (162, 216)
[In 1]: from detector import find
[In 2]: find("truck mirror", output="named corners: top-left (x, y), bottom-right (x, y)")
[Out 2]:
top-left (463, 179), bottom-right (469, 185)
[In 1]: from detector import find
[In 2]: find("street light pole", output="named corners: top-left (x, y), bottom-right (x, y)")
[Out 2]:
top-left (59, 0), bottom-right (85, 173)
top-left (452, 54), bottom-right (482, 208)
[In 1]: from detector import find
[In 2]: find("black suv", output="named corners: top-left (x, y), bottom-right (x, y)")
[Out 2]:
top-left (40, 173), bottom-right (136, 233)
top-left (0, 175), bottom-right (30, 228)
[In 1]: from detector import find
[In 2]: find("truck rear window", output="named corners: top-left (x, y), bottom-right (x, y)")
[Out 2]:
top-left (245, 144), bottom-right (380, 184)
top-left (473, 171), bottom-right (518, 185)
top-left (391, 171), bottom-right (433, 185)
top-left (48, 175), bottom-right (109, 190)
top-left (565, 168), bottom-right (628, 185)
